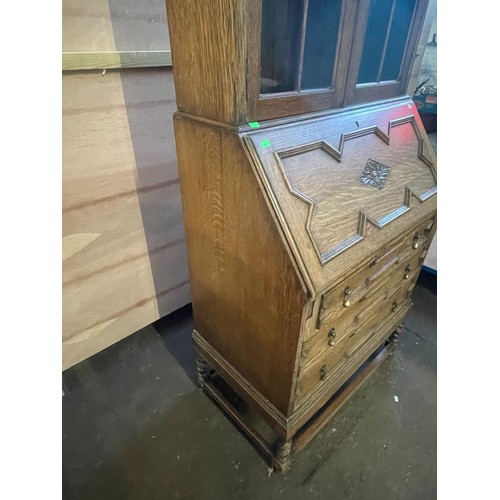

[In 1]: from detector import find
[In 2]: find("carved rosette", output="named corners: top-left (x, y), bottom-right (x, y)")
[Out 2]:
top-left (359, 159), bottom-right (392, 190)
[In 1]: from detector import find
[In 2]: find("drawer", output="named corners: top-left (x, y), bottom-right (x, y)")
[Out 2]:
top-left (316, 214), bottom-right (436, 329)
top-left (294, 277), bottom-right (416, 407)
top-left (301, 248), bottom-right (425, 369)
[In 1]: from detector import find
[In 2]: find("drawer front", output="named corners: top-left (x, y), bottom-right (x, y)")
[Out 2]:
top-left (294, 279), bottom-right (416, 407)
top-left (316, 214), bottom-right (436, 329)
top-left (292, 300), bottom-right (412, 415)
top-left (300, 254), bottom-right (422, 370)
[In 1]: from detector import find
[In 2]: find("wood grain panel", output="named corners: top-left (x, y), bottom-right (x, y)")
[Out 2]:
top-left (63, 244), bottom-right (189, 340)
top-left (62, 0), bottom-right (170, 53)
top-left (63, 278), bottom-right (190, 370)
top-left (62, 68), bottom-right (189, 369)
top-left (243, 97), bottom-right (437, 295)
top-left (62, 184), bottom-right (186, 287)
top-left (166, 0), bottom-right (247, 124)
top-left (278, 122), bottom-right (435, 262)
top-left (174, 116), bottom-right (307, 415)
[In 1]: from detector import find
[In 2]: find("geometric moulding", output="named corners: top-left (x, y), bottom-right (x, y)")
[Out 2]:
top-left (246, 111), bottom-right (437, 284)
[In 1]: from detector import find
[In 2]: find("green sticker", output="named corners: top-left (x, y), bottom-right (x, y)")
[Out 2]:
top-left (261, 139), bottom-right (271, 149)
top-left (248, 122), bottom-right (260, 129)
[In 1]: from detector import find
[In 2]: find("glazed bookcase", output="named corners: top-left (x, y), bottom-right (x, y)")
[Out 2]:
top-left (165, 0), bottom-right (436, 473)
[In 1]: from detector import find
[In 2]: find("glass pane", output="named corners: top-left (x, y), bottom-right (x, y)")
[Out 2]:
top-left (380, 0), bottom-right (416, 81)
top-left (260, 0), bottom-right (303, 94)
top-left (357, 0), bottom-right (393, 84)
top-left (301, 0), bottom-right (342, 90)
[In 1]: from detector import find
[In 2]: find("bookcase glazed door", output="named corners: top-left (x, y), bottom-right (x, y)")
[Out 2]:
top-left (344, 0), bottom-right (429, 104)
top-left (254, 0), bottom-right (429, 120)
top-left (256, 0), bottom-right (353, 119)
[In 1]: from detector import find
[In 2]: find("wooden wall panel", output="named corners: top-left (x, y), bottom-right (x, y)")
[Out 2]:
top-left (62, 68), bottom-right (190, 370)
top-left (62, 0), bottom-right (170, 52)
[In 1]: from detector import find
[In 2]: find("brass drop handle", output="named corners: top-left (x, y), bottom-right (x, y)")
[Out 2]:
top-left (343, 287), bottom-right (352, 307)
top-left (391, 301), bottom-right (398, 313)
top-left (404, 266), bottom-right (411, 279)
top-left (412, 233), bottom-right (420, 249)
top-left (327, 328), bottom-right (336, 346)
top-left (320, 364), bottom-right (327, 381)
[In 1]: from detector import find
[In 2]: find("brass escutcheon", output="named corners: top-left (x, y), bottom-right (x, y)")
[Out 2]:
top-left (343, 287), bottom-right (352, 307)
top-left (319, 364), bottom-right (327, 381)
top-left (412, 234), bottom-right (420, 249)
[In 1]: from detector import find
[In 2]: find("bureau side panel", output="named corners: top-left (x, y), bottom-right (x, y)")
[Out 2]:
top-left (174, 116), bottom-right (307, 415)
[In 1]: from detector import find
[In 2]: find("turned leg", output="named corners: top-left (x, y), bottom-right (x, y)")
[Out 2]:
top-left (272, 439), bottom-right (292, 474)
top-left (388, 325), bottom-right (403, 354)
top-left (196, 356), bottom-right (210, 386)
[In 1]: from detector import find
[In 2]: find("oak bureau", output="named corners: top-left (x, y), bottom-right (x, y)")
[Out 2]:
top-left (165, 0), bottom-right (436, 473)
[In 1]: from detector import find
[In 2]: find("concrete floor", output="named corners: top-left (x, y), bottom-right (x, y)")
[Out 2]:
top-left (62, 273), bottom-right (436, 500)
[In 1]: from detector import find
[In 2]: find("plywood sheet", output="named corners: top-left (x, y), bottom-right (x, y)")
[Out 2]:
top-left (62, 68), bottom-right (190, 370)
top-left (62, 0), bottom-right (170, 53)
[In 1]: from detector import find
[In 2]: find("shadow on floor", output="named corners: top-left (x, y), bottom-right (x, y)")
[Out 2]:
top-left (62, 279), bottom-right (436, 500)
top-left (153, 303), bottom-right (197, 386)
